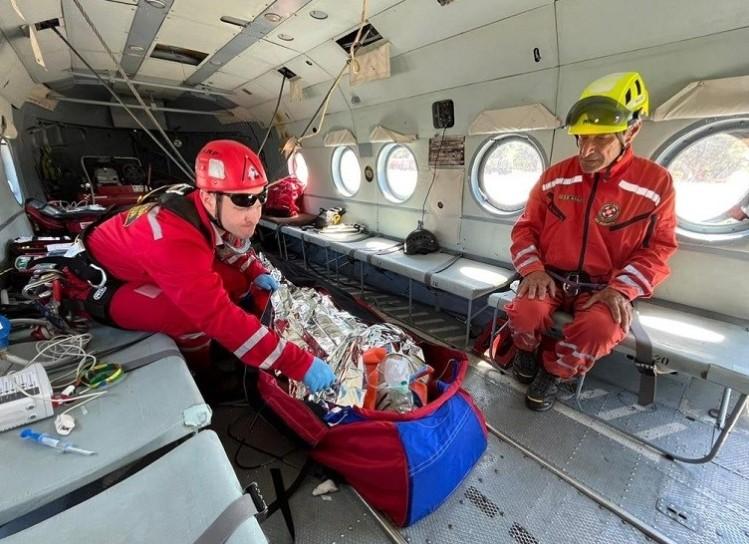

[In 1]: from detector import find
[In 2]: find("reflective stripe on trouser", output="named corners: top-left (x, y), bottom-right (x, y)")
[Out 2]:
top-left (505, 291), bottom-right (627, 379)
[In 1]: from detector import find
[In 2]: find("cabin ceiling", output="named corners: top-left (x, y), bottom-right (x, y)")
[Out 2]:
top-left (1, 0), bottom-right (749, 124)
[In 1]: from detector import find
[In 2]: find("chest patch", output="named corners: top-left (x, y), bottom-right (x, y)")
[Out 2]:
top-left (595, 202), bottom-right (620, 225)
top-left (558, 193), bottom-right (583, 203)
top-left (123, 202), bottom-right (156, 227)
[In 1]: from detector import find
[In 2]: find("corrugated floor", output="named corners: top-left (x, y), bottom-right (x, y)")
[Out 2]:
top-left (211, 257), bottom-right (749, 543)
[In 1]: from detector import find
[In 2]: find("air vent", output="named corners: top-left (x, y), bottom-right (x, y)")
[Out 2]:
top-left (35, 18), bottom-right (60, 31)
top-left (277, 67), bottom-right (297, 80)
top-left (335, 23), bottom-right (383, 53)
top-left (151, 44), bottom-right (208, 66)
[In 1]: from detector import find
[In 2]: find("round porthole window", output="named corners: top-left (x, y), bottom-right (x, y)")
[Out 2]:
top-left (377, 144), bottom-right (418, 203)
top-left (470, 135), bottom-right (545, 215)
top-left (655, 117), bottom-right (749, 241)
top-left (331, 146), bottom-right (362, 196)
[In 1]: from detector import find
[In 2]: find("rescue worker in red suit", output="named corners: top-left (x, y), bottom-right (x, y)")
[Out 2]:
top-left (82, 140), bottom-right (336, 393)
top-left (506, 72), bottom-right (678, 411)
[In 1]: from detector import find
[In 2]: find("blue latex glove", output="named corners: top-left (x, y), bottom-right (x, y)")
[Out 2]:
top-left (254, 273), bottom-right (280, 293)
top-left (303, 357), bottom-right (336, 393)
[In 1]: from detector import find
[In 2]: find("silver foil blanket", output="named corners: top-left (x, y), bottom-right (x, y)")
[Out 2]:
top-left (259, 254), bottom-right (424, 407)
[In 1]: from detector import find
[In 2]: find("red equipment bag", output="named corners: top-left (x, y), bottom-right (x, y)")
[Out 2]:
top-left (264, 176), bottom-right (305, 217)
top-left (253, 342), bottom-right (487, 527)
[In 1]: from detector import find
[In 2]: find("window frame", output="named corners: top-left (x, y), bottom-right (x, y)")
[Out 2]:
top-left (0, 138), bottom-right (23, 206)
top-left (331, 145), bottom-right (362, 197)
top-left (653, 116), bottom-right (749, 241)
top-left (469, 134), bottom-right (547, 216)
top-left (376, 143), bottom-right (419, 204)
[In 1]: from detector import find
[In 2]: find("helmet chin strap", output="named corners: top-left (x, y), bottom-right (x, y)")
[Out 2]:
top-left (211, 193), bottom-right (253, 254)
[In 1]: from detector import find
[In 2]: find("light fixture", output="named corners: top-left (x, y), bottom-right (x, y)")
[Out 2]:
top-left (310, 10), bottom-right (328, 20)
top-left (128, 45), bottom-right (145, 52)
top-left (209, 59), bottom-right (222, 65)
top-left (278, 33), bottom-right (294, 41)
top-left (144, 0), bottom-right (166, 8)
top-left (264, 13), bottom-right (282, 23)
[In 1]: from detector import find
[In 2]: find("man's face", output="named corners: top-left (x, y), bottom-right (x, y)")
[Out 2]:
top-left (576, 123), bottom-right (640, 173)
top-left (200, 186), bottom-right (264, 239)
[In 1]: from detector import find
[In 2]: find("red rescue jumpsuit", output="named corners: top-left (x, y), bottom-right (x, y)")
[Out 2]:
top-left (84, 191), bottom-right (313, 380)
top-left (506, 147), bottom-right (678, 379)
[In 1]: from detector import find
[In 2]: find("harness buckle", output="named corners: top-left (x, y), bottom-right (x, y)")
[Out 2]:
top-left (562, 272), bottom-right (581, 297)
top-left (87, 263), bottom-right (108, 289)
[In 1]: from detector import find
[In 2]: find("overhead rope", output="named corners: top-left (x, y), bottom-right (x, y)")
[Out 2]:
top-left (51, 27), bottom-right (196, 183)
top-left (70, 0), bottom-right (196, 182)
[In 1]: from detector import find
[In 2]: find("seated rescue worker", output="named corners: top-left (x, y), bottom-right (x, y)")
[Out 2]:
top-left (70, 139), bottom-right (335, 393)
top-left (506, 72), bottom-right (678, 411)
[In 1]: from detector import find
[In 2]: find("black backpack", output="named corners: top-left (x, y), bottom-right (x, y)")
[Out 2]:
top-left (404, 226), bottom-right (440, 255)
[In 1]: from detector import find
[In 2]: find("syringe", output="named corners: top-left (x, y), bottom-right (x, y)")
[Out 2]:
top-left (20, 428), bottom-right (96, 456)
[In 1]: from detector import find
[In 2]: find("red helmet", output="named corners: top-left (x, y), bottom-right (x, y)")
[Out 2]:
top-left (195, 140), bottom-right (267, 191)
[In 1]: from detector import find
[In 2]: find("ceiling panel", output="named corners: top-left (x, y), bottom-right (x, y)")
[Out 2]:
top-left (4, 0), bottom-right (61, 25)
top-left (134, 58), bottom-right (197, 81)
top-left (282, 55), bottom-right (332, 88)
top-left (71, 50), bottom-right (120, 72)
top-left (167, 0), bottom-right (273, 26)
top-left (343, 5), bottom-right (558, 111)
top-left (153, 15), bottom-right (238, 55)
top-left (63, 0), bottom-right (136, 54)
top-left (219, 47), bottom-right (277, 81)
top-left (204, 70), bottom-right (248, 90)
top-left (304, 40), bottom-right (348, 76)
top-left (221, 40), bottom-right (298, 80)
top-left (262, 0), bottom-right (367, 53)
top-left (371, 0), bottom-right (552, 56)
top-left (557, 0), bottom-right (749, 64)
top-left (20, 49), bottom-right (70, 83)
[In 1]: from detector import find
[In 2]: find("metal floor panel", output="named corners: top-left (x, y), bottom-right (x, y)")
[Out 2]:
top-left (400, 435), bottom-right (648, 544)
top-left (464, 365), bottom-right (749, 544)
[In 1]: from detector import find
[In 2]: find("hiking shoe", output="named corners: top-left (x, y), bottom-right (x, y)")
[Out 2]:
top-left (525, 367), bottom-right (561, 412)
top-left (512, 350), bottom-right (538, 384)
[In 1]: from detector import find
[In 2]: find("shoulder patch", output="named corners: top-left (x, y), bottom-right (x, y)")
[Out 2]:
top-left (123, 202), bottom-right (156, 227)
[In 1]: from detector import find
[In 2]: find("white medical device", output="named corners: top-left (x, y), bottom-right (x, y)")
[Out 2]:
top-left (0, 363), bottom-right (54, 432)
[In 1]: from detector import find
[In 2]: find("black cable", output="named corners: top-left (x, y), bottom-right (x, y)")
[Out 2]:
top-left (420, 127), bottom-right (448, 225)
top-left (257, 76), bottom-right (287, 156)
top-left (226, 406), bottom-right (301, 470)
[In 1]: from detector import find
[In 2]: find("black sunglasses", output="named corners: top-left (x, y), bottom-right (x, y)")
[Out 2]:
top-left (214, 188), bottom-right (268, 208)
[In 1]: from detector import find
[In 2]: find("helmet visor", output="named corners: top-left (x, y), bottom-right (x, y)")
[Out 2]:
top-left (565, 96), bottom-right (633, 133)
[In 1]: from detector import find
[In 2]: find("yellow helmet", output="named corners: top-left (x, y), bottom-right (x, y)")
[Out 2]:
top-left (566, 72), bottom-right (649, 135)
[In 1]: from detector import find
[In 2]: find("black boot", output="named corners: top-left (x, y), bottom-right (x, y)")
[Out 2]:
top-left (525, 367), bottom-right (561, 412)
top-left (512, 350), bottom-right (538, 384)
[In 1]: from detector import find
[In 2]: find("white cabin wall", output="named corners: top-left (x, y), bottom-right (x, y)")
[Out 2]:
top-left (269, 2), bottom-right (749, 320)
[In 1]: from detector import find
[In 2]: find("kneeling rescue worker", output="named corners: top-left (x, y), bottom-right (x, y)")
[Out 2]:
top-left (506, 72), bottom-right (678, 411)
top-left (64, 139), bottom-right (336, 393)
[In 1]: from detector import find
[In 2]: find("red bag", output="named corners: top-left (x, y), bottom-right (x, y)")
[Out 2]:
top-left (264, 176), bottom-right (305, 217)
top-left (490, 318), bottom-right (517, 368)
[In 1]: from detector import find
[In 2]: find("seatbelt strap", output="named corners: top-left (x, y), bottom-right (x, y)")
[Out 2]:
top-left (265, 459), bottom-right (314, 541)
top-left (629, 306), bottom-right (653, 370)
top-left (271, 468), bottom-right (296, 541)
top-left (192, 494), bottom-right (256, 544)
top-left (629, 305), bottom-right (657, 406)
top-left (424, 254), bottom-right (461, 286)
